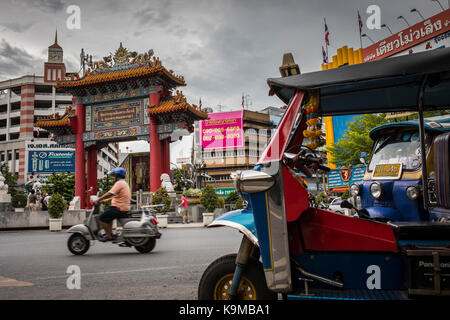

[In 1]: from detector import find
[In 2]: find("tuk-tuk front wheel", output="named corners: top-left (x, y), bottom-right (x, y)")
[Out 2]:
top-left (67, 233), bottom-right (90, 255)
top-left (198, 253), bottom-right (276, 300)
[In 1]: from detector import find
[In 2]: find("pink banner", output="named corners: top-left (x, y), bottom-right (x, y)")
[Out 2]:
top-left (200, 111), bottom-right (244, 150)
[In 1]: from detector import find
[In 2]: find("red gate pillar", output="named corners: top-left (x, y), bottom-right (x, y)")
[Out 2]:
top-left (161, 138), bottom-right (170, 174)
top-left (149, 89), bottom-right (162, 192)
top-left (74, 98), bottom-right (86, 209)
top-left (86, 145), bottom-right (98, 209)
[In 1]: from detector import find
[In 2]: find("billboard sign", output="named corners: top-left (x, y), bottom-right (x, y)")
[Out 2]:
top-left (327, 165), bottom-right (366, 189)
top-left (27, 150), bottom-right (75, 173)
top-left (200, 111), bottom-right (244, 150)
top-left (362, 9), bottom-right (450, 62)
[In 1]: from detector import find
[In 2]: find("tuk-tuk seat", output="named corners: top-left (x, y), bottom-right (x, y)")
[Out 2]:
top-left (391, 221), bottom-right (450, 241)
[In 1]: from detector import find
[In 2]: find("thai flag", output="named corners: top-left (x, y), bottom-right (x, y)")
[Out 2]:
top-left (199, 98), bottom-right (202, 110)
top-left (324, 22), bottom-right (330, 46)
top-left (358, 10), bottom-right (363, 33)
top-left (322, 46), bottom-right (328, 64)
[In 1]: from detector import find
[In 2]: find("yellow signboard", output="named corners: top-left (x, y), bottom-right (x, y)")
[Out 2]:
top-left (372, 163), bottom-right (402, 180)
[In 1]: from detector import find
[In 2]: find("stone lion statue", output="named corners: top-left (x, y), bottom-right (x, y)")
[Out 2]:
top-left (160, 173), bottom-right (174, 193)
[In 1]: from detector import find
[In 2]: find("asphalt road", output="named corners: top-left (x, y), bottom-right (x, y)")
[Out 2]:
top-left (0, 226), bottom-right (242, 300)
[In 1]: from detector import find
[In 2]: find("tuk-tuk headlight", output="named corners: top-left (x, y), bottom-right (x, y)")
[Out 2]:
top-left (350, 184), bottom-right (361, 197)
top-left (406, 186), bottom-right (419, 200)
top-left (370, 182), bottom-right (383, 199)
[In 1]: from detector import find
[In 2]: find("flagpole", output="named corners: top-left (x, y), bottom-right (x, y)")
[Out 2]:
top-left (358, 10), bottom-right (363, 49)
top-left (324, 17), bottom-right (329, 59)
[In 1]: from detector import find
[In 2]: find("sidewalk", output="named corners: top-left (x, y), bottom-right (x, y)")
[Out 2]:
top-left (166, 222), bottom-right (204, 229)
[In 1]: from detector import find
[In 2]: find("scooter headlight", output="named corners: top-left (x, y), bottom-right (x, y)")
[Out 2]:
top-left (370, 182), bottom-right (383, 199)
top-left (406, 186), bottom-right (420, 200)
top-left (350, 184), bottom-right (361, 197)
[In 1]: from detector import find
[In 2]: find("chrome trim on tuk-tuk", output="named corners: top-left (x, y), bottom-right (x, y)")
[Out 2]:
top-left (208, 219), bottom-right (259, 247)
top-left (263, 164), bottom-right (292, 292)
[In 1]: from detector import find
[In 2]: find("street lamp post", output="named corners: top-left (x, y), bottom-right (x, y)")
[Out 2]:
top-left (410, 8), bottom-right (425, 21)
top-left (397, 15), bottom-right (411, 27)
top-left (381, 24), bottom-right (393, 35)
top-left (361, 33), bottom-right (375, 44)
top-left (431, 0), bottom-right (445, 11)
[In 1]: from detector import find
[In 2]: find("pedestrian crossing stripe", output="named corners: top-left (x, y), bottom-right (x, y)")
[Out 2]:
top-left (0, 276), bottom-right (33, 287)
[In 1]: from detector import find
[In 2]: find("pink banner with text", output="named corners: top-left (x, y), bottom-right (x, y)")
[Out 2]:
top-left (200, 111), bottom-right (244, 150)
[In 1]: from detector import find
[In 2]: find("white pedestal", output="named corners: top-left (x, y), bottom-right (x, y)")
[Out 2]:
top-left (49, 218), bottom-right (63, 232)
top-left (202, 212), bottom-right (214, 226)
top-left (156, 214), bottom-right (168, 228)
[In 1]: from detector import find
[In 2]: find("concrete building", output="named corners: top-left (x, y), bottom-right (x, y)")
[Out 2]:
top-left (0, 33), bottom-right (118, 186)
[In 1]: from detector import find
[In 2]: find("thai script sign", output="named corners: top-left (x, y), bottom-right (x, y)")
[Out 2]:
top-left (200, 111), bottom-right (244, 150)
top-left (215, 188), bottom-right (236, 198)
top-left (92, 100), bottom-right (142, 130)
top-left (28, 150), bottom-right (75, 173)
top-left (372, 163), bottom-right (402, 180)
top-left (328, 165), bottom-right (366, 189)
top-left (362, 9), bottom-right (450, 62)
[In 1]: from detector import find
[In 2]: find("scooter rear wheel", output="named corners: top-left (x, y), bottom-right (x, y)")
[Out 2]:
top-left (198, 253), bottom-right (276, 300)
top-left (134, 238), bottom-right (156, 253)
top-left (67, 233), bottom-right (90, 255)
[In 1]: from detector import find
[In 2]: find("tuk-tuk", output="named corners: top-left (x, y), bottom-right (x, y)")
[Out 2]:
top-left (198, 48), bottom-right (450, 300)
top-left (350, 116), bottom-right (450, 222)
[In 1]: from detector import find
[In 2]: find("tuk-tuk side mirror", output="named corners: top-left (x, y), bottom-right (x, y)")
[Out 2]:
top-left (340, 200), bottom-right (354, 209)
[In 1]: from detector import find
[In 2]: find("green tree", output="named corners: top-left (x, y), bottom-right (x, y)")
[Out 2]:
top-left (48, 193), bottom-right (66, 218)
top-left (315, 192), bottom-right (329, 205)
top-left (341, 189), bottom-right (350, 200)
top-left (328, 114), bottom-right (389, 167)
top-left (200, 185), bottom-right (220, 212)
top-left (45, 173), bottom-right (75, 203)
top-left (225, 191), bottom-right (240, 204)
top-left (98, 175), bottom-right (114, 197)
top-left (151, 187), bottom-right (171, 213)
top-left (328, 111), bottom-right (450, 168)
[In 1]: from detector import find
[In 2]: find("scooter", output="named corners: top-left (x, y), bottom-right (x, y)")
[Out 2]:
top-left (67, 197), bottom-right (162, 255)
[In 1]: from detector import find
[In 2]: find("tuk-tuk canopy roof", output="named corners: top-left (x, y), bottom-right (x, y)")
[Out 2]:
top-left (267, 48), bottom-right (450, 116)
top-left (369, 115), bottom-right (450, 140)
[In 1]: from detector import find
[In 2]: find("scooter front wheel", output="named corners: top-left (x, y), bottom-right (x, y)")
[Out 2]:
top-left (198, 253), bottom-right (276, 300)
top-left (67, 233), bottom-right (90, 255)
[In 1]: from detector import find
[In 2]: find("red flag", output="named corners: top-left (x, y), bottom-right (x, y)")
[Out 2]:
top-left (324, 22), bottom-right (330, 46)
top-left (358, 11), bottom-right (363, 33)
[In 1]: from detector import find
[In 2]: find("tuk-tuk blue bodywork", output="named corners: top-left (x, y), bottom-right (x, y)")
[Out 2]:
top-left (360, 179), bottom-right (427, 221)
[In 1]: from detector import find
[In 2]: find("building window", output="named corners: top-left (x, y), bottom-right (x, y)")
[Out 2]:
top-left (57, 69), bottom-right (62, 80)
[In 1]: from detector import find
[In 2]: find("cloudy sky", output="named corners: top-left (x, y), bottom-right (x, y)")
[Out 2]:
top-left (0, 0), bottom-right (444, 113)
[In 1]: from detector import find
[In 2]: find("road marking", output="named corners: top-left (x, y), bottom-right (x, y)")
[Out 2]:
top-left (0, 276), bottom-right (33, 287)
top-left (35, 263), bottom-right (209, 280)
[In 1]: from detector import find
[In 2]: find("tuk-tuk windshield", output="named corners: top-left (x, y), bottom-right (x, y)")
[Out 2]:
top-left (369, 130), bottom-right (428, 171)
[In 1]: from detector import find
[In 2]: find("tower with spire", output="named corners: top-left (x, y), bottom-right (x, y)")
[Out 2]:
top-left (44, 29), bottom-right (66, 82)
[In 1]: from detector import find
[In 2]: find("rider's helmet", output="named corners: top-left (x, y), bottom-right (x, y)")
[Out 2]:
top-left (108, 167), bottom-right (126, 178)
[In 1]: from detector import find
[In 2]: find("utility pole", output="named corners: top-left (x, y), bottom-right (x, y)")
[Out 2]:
top-left (244, 94), bottom-right (252, 110)
top-left (80, 48), bottom-right (92, 75)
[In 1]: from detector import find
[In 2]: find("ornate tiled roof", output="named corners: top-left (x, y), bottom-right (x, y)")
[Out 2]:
top-left (148, 91), bottom-right (208, 120)
top-left (35, 106), bottom-right (76, 133)
top-left (56, 45), bottom-right (185, 89)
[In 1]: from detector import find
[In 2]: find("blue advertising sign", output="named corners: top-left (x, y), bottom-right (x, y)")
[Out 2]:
top-left (28, 150), bottom-right (75, 173)
top-left (328, 165), bottom-right (366, 189)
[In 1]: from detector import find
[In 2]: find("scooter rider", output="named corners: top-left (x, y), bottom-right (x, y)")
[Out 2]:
top-left (92, 167), bottom-right (131, 242)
